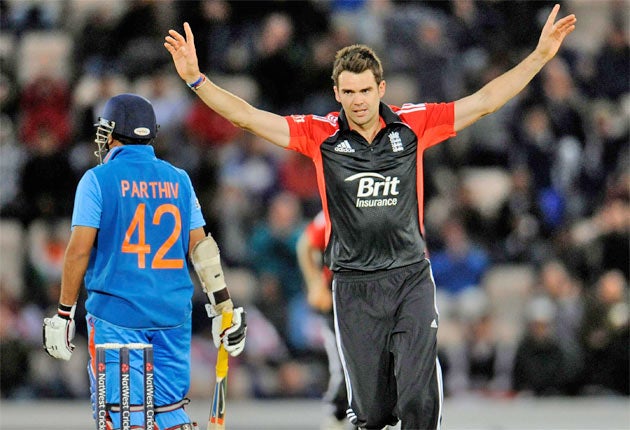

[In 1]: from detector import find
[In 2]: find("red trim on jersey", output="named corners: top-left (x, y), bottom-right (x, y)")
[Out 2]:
top-left (394, 103), bottom-right (456, 241)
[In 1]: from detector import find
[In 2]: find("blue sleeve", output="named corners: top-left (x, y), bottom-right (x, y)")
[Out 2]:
top-left (71, 170), bottom-right (102, 229)
top-left (184, 174), bottom-right (205, 230)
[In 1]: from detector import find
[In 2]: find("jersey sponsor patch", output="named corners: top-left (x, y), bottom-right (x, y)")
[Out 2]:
top-left (344, 172), bottom-right (400, 208)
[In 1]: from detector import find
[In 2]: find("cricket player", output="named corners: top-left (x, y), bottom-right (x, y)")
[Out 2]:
top-left (297, 210), bottom-right (351, 430)
top-left (43, 93), bottom-right (247, 430)
top-left (165, 5), bottom-right (575, 429)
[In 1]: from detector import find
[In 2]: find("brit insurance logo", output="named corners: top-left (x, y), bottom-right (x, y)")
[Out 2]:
top-left (344, 172), bottom-right (400, 208)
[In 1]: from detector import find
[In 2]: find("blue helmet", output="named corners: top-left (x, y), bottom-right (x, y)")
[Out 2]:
top-left (94, 93), bottom-right (158, 163)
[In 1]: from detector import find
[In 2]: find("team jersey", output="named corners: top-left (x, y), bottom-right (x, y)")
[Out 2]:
top-left (72, 145), bottom-right (205, 328)
top-left (286, 102), bottom-right (455, 271)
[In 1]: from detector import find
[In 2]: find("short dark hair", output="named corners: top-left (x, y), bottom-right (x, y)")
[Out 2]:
top-left (331, 44), bottom-right (384, 87)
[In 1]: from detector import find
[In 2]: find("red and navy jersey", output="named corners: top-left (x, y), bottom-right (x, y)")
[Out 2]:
top-left (286, 102), bottom-right (455, 271)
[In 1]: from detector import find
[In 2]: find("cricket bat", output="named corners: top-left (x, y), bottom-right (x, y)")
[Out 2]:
top-left (208, 309), bottom-right (233, 430)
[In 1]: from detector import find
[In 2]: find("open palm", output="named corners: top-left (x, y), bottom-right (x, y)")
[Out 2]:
top-left (537, 4), bottom-right (577, 62)
top-left (164, 22), bottom-right (201, 83)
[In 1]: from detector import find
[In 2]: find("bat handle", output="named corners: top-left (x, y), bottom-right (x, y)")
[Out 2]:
top-left (216, 310), bottom-right (233, 378)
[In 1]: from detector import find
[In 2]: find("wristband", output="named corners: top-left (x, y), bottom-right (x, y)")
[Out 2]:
top-left (186, 74), bottom-right (207, 91)
top-left (57, 303), bottom-right (74, 320)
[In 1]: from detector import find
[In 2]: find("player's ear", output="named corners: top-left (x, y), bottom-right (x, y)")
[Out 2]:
top-left (378, 80), bottom-right (386, 98)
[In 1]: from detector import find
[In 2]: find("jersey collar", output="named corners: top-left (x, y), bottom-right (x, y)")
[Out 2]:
top-left (337, 102), bottom-right (402, 133)
top-left (103, 145), bottom-right (157, 164)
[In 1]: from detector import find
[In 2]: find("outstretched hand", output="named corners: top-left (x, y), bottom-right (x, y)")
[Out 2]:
top-left (164, 22), bottom-right (201, 83)
top-left (536, 4), bottom-right (577, 62)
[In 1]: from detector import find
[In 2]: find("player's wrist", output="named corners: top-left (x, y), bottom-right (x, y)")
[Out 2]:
top-left (57, 303), bottom-right (75, 320)
top-left (186, 74), bottom-right (207, 91)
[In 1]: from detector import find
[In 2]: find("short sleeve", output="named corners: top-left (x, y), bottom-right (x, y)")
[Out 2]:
top-left (396, 102), bottom-right (456, 151)
top-left (184, 173), bottom-right (205, 230)
top-left (71, 170), bottom-right (102, 229)
top-left (285, 113), bottom-right (339, 159)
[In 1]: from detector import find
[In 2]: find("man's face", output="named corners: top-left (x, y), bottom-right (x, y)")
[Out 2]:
top-left (334, 70), bottom-right (386, 130)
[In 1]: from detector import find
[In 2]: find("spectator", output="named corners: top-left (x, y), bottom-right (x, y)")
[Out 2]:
top-left (71, 4), bottom-right (117, 77)
top-left (0, 116), bottom-right (26, 216)
top-left (16, 127), bottom-right (77, 226)
top-left (184, 97), bottom-right (242, 150)
top-left (215, 134), bottom-right (281, 263)
top-left (594, 17), bottom-right (630, 101)
top-left (219, 133), bottom-right (280, 210)
top-left (0, 283), bottom-right (32, 398)
top-left (568, 180), bottom-right (630, 281)
top-left (109, 0), bottom-right (165, 79)
top-left (430, 214), bottom-right (490, 296)
top-left (445, 288), bottom-right (513, 397)
top-left (540, 57), bottom-right (588, 145)
top-left (247, 192), bottom-right (317, 354)
top-left (302, 34), bottom-right (342, 116)
top-left (19, 75), bottom-right (72, 150)
top-left (385, 6), bottom-right (457, 103)
top-left (511, 104), bottom-right (556, 194)
top-left (580, 270), bottom-right (629, 395)
top-left (512, 296), bottom-right (569, 396)
top-left (175, 0), bottom-right (239, 75)
top-left (579, 100), bottom-right (629, 208)
top-left (493, 167), bottom-right (548, 263)
top-left (537, 260), bottom-right (586, 394)
top-left (248, 12), bottom-right (308, 114)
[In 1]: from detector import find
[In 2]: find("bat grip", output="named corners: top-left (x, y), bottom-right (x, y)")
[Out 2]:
top-left (215, 310), bottom-right (233, 377)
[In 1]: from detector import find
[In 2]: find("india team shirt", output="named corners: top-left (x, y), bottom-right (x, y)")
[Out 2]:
top-left (286, 102), bottom-right (455, 271)
top-left (72, 145), bottom-right (205, 328)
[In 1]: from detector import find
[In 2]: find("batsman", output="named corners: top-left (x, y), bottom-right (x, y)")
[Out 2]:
top-left (42, 93), bottom-right (247, 430)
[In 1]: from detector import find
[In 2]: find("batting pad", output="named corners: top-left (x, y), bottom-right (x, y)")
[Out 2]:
top-left (191, 235), bottom-right (229, 306)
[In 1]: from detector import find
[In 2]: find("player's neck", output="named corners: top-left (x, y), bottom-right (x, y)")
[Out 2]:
top-left (351, 117), bottom-right (382, 144)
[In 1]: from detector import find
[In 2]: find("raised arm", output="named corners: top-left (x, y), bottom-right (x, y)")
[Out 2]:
top-left (454, 4), bottom-right (576, 132)
top-left (164, 22), bottom-right (290, 148)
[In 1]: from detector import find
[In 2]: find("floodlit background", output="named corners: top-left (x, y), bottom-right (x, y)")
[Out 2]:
top-left (0, 0), bottom-right (628, 429)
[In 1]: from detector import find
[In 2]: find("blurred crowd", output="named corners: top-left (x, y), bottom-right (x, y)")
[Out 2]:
top-left (0, 0), bottom-right (628, 403)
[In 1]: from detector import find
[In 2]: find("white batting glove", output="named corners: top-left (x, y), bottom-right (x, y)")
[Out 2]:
top-left (43, 304), bottom-right (76, 361)
top-left (207, 305), bottom-right (247, 357)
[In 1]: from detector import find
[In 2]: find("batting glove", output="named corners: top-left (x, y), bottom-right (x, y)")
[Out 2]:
top-left (207, 304), bottom-right (247, 357)
top-left (43, 304), bottom-right (76, 361)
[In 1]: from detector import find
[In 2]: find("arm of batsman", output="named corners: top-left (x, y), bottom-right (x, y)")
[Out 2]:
top-left (192, 234), bottom-right (247, 356)
top-left (191, 234), bottom-right (231, 309)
